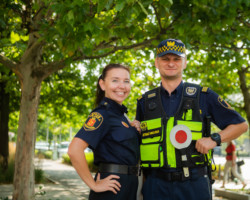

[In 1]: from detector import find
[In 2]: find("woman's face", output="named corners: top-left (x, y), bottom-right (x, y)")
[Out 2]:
top-left (99, 68), bottom-right (131, 105)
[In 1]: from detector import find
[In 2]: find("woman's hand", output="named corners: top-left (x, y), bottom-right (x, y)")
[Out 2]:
top-left (130, 120), bottom-right (141, 133)
top-left (92, 173), bottom-right (121, 194)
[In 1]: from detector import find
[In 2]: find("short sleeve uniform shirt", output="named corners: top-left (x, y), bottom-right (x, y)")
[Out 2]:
top-left (75, 97), bottom-right (140, 166)
top-left (136, 82), bottom-right (245, 130)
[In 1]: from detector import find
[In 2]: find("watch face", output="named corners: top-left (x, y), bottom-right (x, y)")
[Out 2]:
top-left (213, 134), bottom-right (219, 139)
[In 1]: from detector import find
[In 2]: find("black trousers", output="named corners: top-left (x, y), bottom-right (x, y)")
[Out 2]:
top-left (89, 172), bottom-right (138, 200)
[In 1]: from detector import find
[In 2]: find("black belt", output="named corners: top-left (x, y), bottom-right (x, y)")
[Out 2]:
top-left (153, 167), bottom-right (207, 182)
top-left (99, 163), bottom-right (139, 176)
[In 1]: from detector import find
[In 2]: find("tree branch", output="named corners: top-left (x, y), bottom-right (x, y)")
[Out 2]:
top-left (152, 3), bottom-right (163, 32)
top-left (0, 54), bottom-right (18, 71)
top-left (40, 37), bottom-right (158, 78)
top-left (74, 37), bottom-right (158, 61)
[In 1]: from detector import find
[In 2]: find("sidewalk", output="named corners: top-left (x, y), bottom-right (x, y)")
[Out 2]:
top-left (0, 159), bottom-right (90, 200)
top-left (1, 156), bottom-right (250, 200)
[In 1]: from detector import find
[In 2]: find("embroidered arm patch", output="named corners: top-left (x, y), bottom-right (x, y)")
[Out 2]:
top-left (83, 112), bottom-right (104, 131)
top-left (218, 96), bottom-right (233, 110)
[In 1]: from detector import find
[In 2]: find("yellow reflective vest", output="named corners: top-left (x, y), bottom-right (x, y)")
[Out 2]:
top-left (140, 83), bottom-right (212, 169)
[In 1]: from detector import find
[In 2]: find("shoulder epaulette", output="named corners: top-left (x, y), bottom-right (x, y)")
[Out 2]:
top-left (137, 95), bottom-right (143, 101)
top-left (201, 87), bottom-right (209, 93)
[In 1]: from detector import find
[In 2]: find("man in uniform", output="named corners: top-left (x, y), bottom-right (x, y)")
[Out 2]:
top-left (136, 39), bottom-right (248, 200)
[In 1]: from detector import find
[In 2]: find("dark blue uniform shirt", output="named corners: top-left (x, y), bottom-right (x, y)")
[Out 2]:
top-left (75, 97), bottom-right (140, 166)
top-left (136, 82), bottom-right (245, 129)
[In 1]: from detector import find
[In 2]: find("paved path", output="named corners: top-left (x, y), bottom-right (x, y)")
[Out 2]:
top-left (35, 158), bottom-right (91, 199)
top-left (1, 156), bottom-right (250, 199)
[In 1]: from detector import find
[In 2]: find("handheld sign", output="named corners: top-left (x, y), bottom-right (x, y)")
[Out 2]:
top-left (170, 125), bottom-right (192, 177)
top-left (170, 125), bottom-right (192, 149)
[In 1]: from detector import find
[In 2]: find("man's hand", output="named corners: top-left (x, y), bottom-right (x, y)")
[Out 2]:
top-left (195, 137), bottom-right (217, 154)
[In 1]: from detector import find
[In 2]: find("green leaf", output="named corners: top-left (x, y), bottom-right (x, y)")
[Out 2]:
top-left (10, 31), bottom-right (20, 44)
top-left (137, 0), bottom-right (149, 15)
top-left (115, 0), bottom-right (126, 11)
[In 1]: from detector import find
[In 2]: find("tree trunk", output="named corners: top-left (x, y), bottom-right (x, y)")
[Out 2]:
top-left (12, 72), bottom-right (42, 200)
top-left (0, 78), bottom-right (9, 170)
top-left (238, 68), bottom-right (250, 132)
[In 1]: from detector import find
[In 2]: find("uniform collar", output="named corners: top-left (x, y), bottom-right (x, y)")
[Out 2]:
top-left (101, 97), bottom-right (128, 115)
top-left (160, 81), bottom-right (183, 97)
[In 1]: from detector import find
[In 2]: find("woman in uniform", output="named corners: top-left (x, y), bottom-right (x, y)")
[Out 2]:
top-left (68, 63), bottom-right (141, 200)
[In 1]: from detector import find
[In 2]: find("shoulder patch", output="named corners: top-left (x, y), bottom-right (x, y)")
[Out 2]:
top-left (83, 112), bottom-right (104, 131)
top-left (218, 96), bottom-right (233, 110)
top-left (201, 87), bottom-right (208, 92)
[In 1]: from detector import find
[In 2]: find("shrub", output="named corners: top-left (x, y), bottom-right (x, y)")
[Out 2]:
top-left (35, 168), bottom-right (44, 183)
top-left (0, 158), bottom-right (15, 183)
top-left (62, 152), bottom-right (98, 172)
top-left (62, 154), bottom-right (71, 165)
top-left (44, 151), bottom-right (53, 159)
top-left (85, 152), bottom-right (98, 173)
top-left (0, 142), bottom-right (46, 184)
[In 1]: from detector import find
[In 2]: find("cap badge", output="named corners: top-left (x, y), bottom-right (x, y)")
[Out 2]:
top-left (167, 41), bottom-right (175, 46)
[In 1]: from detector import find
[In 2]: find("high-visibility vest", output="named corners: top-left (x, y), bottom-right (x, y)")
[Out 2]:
top-left (140, 83), bottom-right (212, 169)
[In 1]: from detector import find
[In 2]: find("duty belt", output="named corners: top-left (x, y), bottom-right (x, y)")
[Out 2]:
top-left (153, 167), bottom-right (207, 182)
top-left (99, 163), bottom-right (139, 176)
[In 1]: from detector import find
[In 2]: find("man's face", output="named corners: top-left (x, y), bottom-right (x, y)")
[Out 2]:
top-left (155, 53), bottom-right (187, 80)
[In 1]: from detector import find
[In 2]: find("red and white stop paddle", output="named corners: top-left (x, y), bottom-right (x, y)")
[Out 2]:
top-left (170, 125), bottom-right (192, 149)
top-left (170, 124), bottom-right (192, 177)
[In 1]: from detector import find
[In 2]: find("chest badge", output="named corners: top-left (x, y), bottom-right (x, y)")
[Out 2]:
top-left (83, 112), bottom-right (103, 131)
top-left (140, 122), bottom-right (147, 131)
top-left (121, 121), bottom-right (129, 128)
top-left (186, 87), bottom-right (197, 96)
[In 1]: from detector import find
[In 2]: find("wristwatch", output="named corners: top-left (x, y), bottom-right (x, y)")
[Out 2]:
top-left (211, 133), bottom-right (221, 146)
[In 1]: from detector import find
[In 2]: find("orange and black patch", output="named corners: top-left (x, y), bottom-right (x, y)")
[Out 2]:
top-left (83, 112), bottom-right (104, 131)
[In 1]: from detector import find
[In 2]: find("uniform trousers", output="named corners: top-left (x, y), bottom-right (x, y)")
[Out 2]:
top-left (142, 168), bottom-right (212, 200)
top-left (89, 172), bottom-right (138, 200)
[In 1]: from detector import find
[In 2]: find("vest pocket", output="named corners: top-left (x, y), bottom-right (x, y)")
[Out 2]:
top-left (140, 143), bottom-right (164, 168)
top-left (141, 118), bottom-right (163, 144)
top-left (177, 120), bottom-right (202, 140)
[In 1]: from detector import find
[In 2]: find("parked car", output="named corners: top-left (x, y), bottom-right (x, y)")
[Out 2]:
top-left (35, 141), bottom-right (50, 152)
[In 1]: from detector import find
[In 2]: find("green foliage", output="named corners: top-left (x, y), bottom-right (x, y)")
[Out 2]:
top-left (0, 159), bottom-right (15, 183)
top-left (62, 151), bottom-right (98, 172)
top-left (85, 151), bottom-right (98, 172)
top-left (62, 154), bottom-right (71, 165)
top-left (42, 151), bottom-right (53, 159)
top-left (0, 159), bottom-right (45, 184)
top-left (34, 169), bottom-right (45, 184)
